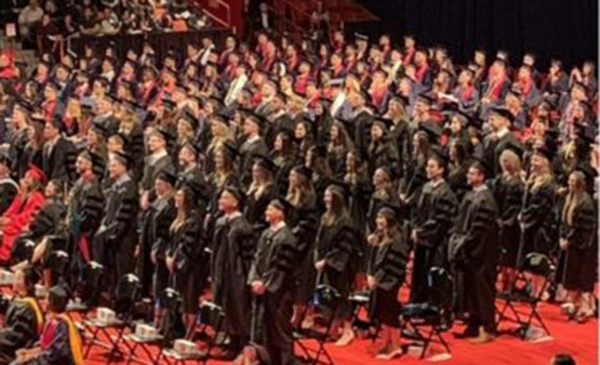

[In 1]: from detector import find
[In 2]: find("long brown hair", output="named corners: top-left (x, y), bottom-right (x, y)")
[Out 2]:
top-left (562, 171), bottom-right (586, 225)
top-left (321, 187), bottom-right (349, 226)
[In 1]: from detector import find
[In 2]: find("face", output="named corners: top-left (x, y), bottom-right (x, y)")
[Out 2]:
top-left (174, 189), bottom-right (185, 209)
top-left (371, 124), bottom-right (383, 139)
top-left (466, 167), bottom-right (482, 186)
top-left (218, 190), bottom-right (237, 212)
top-left (108, 158), bottom-right (126, 178)
top-left (178, 146), bottom-right (195, 167)
top-left (373, 168), bottom-right (387, 186)
top-left (274, 134), bottom-right (283, 151)
top-left (43, 123), bottom-right (57, 140)
top-left (214, 150), bottom-right (225, 169)
top-left (76, 155), bottom-right (92, 174)
top-left (426, 158), bottom-right (442, 180)
top-left (295, 123), bottom-right (307, 139)
top-left (107, 136), bottom-right (123, 153)
top-left (530, 154), bottom-right (545, 172)
top-left (148, 135), bottom-right (164, 152)
top-left (568, 174), bottom-right (580, 192)
top-left (44, 182), bottom-right (57, 197)
top-left (154, 178), bottom-right (169, 196)
top-left (375, 214), bottom-right (388, 231)
top-left (490, 114), bottom-right (505, 131)
top-left (265, 204), bottom-right (283, 223)
top-left (324, 189), bottom-right (333, 210)
top-left (243, 119), bottom-right (257, 135)
top-left (12, 270), bottom-right (26, 294)
top-left (450, 118), bottom-right (462, 133)
top-left (252, 164), bottom-right (264, 182)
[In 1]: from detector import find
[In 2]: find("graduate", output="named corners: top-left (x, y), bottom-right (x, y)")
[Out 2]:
top-left (0, 166), bottom-right (46, 263)
top-left (166, 186), bottom-right (206, 331)
top-left (366, 205), bottom-right (409, 360)
top-left (211, 186), bottom-right (255, 359)
top-left (314, 183), bottom-right (358, 346)
top-left (0, 269), bottom-right (44, 364)
top-left (246, 198), bottom-right (298, 365)
top-left (66, 150), bottom-right (104, 289)
top-left (40, 119), bottom-right (77, 184)
top-left (13, 285), bottom-right (84, 365)
top-left (410, 150), bottom-right (457, 303)
top-left (93, 152), bottom-right (139, 295)
top-left (0, 155), bottom-right (18, 216)
top-left (558, 171), bottom-right (597, 323)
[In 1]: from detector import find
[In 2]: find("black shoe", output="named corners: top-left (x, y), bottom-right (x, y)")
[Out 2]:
top-left (453, 325), bottom-right (479, 339)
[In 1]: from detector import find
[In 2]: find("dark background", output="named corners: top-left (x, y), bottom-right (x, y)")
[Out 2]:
top-left (348, 0), bottom-right (598, 71)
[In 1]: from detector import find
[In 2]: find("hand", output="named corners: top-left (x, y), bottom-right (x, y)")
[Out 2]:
top-left (367, 234), bottom-right (378, 245)
top-left (560, 238), bottom-right (569, 250)
top-left (367, 275), bottom-right (377, 290)
top-left (151, 251), bottom-right (157, 264)
top-left (411, 229), bottom-right (419, 243)
top-left (251, 281), bottom-right (266, 295)
top-left (166, 256), bottom-right (175, 272)
top-left (140, 193), bottom-right (150, 210)
top-left (399, 193), bottom-right (407, 203)
top-left (315, 260), bottom-right (326, 272)
top-left (134, 245), bottom-right (140, 257)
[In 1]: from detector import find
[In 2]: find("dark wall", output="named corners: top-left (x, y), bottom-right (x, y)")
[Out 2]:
top-left (349, 0), bottom-right (598, 70)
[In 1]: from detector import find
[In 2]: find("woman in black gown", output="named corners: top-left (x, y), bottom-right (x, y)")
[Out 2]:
top-left (559, 171), bottom-right (597, 322)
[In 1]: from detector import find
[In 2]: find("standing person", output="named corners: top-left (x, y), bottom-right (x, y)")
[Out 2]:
top-left (492, 149), bottom-right (524, 292)
top-left (166, 186), bottom-right (206, 331)
top-left (314, 184), bottom-right (357, 346)
top-left (366, 206), bottom-right (409, 360)
top-left (559, 171), bottom-right (597, 323)
top-left (211, 186), bottom-right (255, 360)
top-left (246, 198), bottom-right (298, 365)
top-left (0, 155), bottom-right (18, 216)
top-left (451, 161), bottom-right (499, 343)
top-left (410, 151), bottom-right (457, 303)
top-left (94, 152), bottom-right (139, 296)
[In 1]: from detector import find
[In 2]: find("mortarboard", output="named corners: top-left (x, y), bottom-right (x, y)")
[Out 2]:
top-left (111, 151), bottom-right (131, 169)
top-left (418, 121), bottom-right (442, 144)
top-left (292, 165), bottom-right (312, 180)
top-left (156, 170), bottom-right (178, 186)
top-left (490, 106), bottom-right (515, 123)
top-left (269, 197), bottom-right (293, 216)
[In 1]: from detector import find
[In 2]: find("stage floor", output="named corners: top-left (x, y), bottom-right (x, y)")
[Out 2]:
top-left (85, 299), bottom-right (597, 365)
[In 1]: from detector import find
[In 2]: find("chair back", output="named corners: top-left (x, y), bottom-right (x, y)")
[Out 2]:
top-left (114, 274), bottom-right (141, 316)
top-left (427, 267), bottom-right (454, 325)
top-left (521, 253), bottom-right (554, 278)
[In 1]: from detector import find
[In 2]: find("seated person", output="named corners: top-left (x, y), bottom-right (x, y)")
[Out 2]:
top-left (0, 268), bottom-right (44, 364)
top-left (11, 285), bottom-right (83, 365)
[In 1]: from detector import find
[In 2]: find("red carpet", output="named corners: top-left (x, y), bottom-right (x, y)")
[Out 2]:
top-left (83, 300), bottom-right (597, 365)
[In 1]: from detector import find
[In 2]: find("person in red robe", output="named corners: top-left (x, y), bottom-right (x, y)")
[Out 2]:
top-left (0, 52), bottom-right (16, 79)
top-left (0, 165), bottom-right (46, 262)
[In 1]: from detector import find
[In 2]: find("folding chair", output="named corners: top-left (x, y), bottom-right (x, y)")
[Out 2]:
top-left (399, 267), bottom-right (453, 359)
top-left (84, 273), bottom-right (141, 364)
top-left (124, 288), bottom-right (180, 365)
top-left (68, 261), bottom-right (104, 341)
top-left (294, 284), bottom-right (344, 365)
top-left (161, 299), bottom-right (226, 365)
top-left (496, 253), bottom-right (554, 339)
top-left (349, 290), bottom-right (381, 340)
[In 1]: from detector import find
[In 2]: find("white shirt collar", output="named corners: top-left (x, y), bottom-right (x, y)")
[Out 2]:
top-left (270, 221), bottom-right (286, 233)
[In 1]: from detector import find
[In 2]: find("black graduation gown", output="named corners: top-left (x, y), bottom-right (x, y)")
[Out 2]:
top-left (0, 178), bottom-right (18, 216)
top-left (0, 297), bottom-right (42, 364)
top-left (141, 153), bottom-right (175, 192)
top-left (42, 137), bottom-right (78, 183)
top-left (367, 139), bottom-right (400, 179)
top-left (66, 176), bottom-right (104, 286)
top-left (367, 233), bottom-right (409, 327)
top-left (519, 179), bottom-right (556, 262)
top-left (451, 187), bottom-right (499, 331)
top-left (244, 184), bottom-right (278, 235)
top-left (239, 138), bottom-right (269, 187)
top-left (314, 215), bottom-right (357, 318)
top-left (366, 188), bottom-right (401, 233)
top-left (492, 175), bottom-right (524, 268)
top-left (447, 161), bottom-right (471, 204)
top-left (327, 145), bottom-right (350, 179)
top-left (248, 225), bottom-right (298, 365)
top-left (8, 129), bottom-right (28, 180)
top-left (139, 196), bottom-right (175, 299)
top-left (177, 167), bottom-right (210, 217)
top-left (559, 193), bottom-right (597, 292)
top-left (353, 110), bottom-right (374, 160)
top-left (211, 213), bottom-right (255, 345)
top-left (483, 132), bottom-right (522, 175)
top-left (389, 122), bottom-right (410, 181)
top-left (169, 215), bottom-right (207, 313)
top-left (410, 180), bottom-right (457, 303)
top-left (94, 176), bottom-right (139, 290)
top-left (288, 198), bottom-right (318, 304)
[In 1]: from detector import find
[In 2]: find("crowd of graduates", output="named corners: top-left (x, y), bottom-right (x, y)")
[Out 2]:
top-left (0, 24), bottom-right (597, 364)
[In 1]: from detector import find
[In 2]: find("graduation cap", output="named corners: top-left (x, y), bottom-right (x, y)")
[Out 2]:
top-left (162, 98), bottom-right (176, 111)
top-left (377, 201), bottom-right (401, 223)
top-left (180, 111), bottom-right (199, 130)
top-left (91, 122), bottom-right (110, 139)
top-left (103, 93), bottom-right (119, 104)
top-left (269, 197), bottom-right (293, 216)
top-left (0, 153), bottom-right (11, 167)
top-left (16, 101), bottom-right (34, 114)
top-left (26, 163), bottom-right (46, 185)
top-left (46, 80), bottom-right (60, 91)
top-left (48, 117), bottom-right (66, 132)
top-left (533, 144), bottom-right (555, 161)
top-left (142, 65), bottom-right (159, 77)
top-left (292, 165), bottom-right (312, 180)
top-left (490, 106), bottom-right (515, 123)
top-left (310, 144), bottom-right (328, 158)
top-left (416, 92), bottom-right (435, 106)
top-left (373, 116), bottom-right (393, 131)
top-left (48, 284), bottom-right (69, 313)
top-left (121, 99), bottom-right (140, 114)
top-left (354, 32), bottom-right (369, 41)
top-left (327, 180), bottom-right (350, 202)
top-left (245, 113), bottom-right (266, 130)
top-left (469, 158), bottom-right (489, 177)
top-left (418, 121), bottom-right (442, 144)
top-left (163, 67), bottom-right (179, 79)
top-left (330, 78), bottom-right (344, 87)
top-left (503, 140), bottom-right (524, 158)
top-left (223, 141), bottom-right (240, 159)
top-left (574, 122), bottom-right (596, 145)
top-left (111, 151), bottom-right (131, 169)
top-left (429, 145), bottom-right (449, 169)
top-left (221, 184), bottom-right (245, 203)
top-left (254, 156), bottom-right (277, 174)
top-left (156, 170), bottom-right (178, 186)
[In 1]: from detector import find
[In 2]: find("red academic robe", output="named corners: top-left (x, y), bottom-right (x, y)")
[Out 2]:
top-left (0, 192), bottom-right (45, 261)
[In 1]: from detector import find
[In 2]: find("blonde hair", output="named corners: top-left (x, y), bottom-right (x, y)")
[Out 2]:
top-left (527, 156), bottom-right (553, 191)
top-left (500, 149), bottom-right (522, 179)
top-left (562, 171), bottom-right (586, 225)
